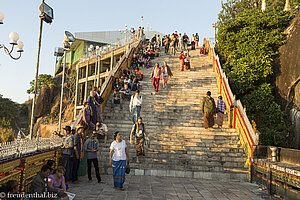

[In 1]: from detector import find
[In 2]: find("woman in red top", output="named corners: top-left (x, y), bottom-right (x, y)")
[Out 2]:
top-left (179, 51), bottom-right (185, 71)
top-left (150, 63), bottom-right (162, 93)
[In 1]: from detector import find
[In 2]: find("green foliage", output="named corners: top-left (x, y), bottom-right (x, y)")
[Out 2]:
top-left (219, 0), bottom-right (300, 23)
top-left (0, 95), bottom-right (29, 142)
top-left (242, 84), bottom-right (290, 146)
top-left (27, 74), bottom-right (58, 94)
top-left (0, 95), bottom-right (18, 128)
top-left (216, 3), bottom-right (296, 146)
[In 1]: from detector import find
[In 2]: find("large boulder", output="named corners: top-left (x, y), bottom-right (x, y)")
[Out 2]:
top-left (275, 11), bottom-right (300, 148)
top-left (34, 84), bottom-right (59, 118)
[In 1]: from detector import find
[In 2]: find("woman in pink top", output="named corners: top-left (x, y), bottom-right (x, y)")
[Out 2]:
top-left (150, 63), bottom-right (162, 93)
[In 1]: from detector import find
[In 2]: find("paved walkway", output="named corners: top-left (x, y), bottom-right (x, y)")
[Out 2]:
top-left (68, 175), bottom-right (271, 200)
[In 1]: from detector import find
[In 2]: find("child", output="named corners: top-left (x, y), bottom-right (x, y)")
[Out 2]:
top-left (179, 51), bottom-right (185, 71)
top-left (184, 52), bottom-right (191, 70)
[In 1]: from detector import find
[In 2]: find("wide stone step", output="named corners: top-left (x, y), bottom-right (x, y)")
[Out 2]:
top-left (97, 167), bottom-right (248, 181)
top-left (84, 52), bottom-right (248, 182)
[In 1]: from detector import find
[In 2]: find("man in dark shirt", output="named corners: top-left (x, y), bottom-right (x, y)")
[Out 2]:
top-left (151, 34), bottom-right (157, 44)
top-left (183, 33), bottom-right (189, 50)
top-left (120, 83), bottom-right (132, 101)
top-left (71, 125), bottom-right (84, 183)
top-left (113, 78), bottom-right (122, 91)
top-left (111, 89), bottom-right (123, 111)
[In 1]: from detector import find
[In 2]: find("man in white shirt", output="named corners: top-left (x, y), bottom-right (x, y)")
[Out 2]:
top-left (129, 90), bottom-right (143, 124)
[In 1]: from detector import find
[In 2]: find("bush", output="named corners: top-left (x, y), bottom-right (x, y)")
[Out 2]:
top-left (216, 4), bottom-right (296, 146)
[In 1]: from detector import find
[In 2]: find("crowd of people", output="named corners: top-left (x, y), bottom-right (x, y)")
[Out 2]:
top-left (0, 31), bottom-right (214, 197)
top-left (64, 31), bottom-right (209, 190)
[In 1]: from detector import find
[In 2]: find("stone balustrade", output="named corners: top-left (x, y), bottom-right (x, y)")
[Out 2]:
top-left (0, 133), bottom-right (63, 160)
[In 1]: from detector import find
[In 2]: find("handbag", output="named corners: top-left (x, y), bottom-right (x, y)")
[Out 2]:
top-left (145, 139), bottom-right (150, 148)
top-left (125, 163), bottom-right (130, 174)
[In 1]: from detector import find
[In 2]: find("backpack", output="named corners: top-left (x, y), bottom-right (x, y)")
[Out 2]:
top-left (133, 123), bottom-right (145, 137)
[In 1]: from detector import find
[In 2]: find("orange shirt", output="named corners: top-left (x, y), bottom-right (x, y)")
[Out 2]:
top-left (136, 70), bottom-right (143, 75)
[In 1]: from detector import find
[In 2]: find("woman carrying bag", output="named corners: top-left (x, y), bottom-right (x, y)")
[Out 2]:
top-left (109, 131), bottom-right (130, 190)
top-left (130, 117), bottom-right (150, 163)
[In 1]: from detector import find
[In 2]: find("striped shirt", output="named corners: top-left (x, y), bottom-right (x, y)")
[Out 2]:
top-left (217, 100), bottom-right (227, 113)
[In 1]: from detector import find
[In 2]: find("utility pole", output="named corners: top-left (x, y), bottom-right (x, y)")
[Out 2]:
top-left (29, 0), bottom-right (44, 139)
top-left (29, 0), bottom-right (53, 139)
top-left (58, 51), bottom-right (67, 134)
top-left (212, 23), bottom-right (217, 46)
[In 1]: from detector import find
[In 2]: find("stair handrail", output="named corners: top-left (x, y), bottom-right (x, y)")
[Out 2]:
top-left (72, 39), bottom-right (143, 127)
top-left (205, 37), bottom-right (259, 168)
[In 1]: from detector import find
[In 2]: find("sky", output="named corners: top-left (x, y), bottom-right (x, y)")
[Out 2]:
top-left (0, 0), bottom-right (222, 103)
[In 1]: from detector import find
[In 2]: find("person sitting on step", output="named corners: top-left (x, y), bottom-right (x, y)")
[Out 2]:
top-left (119, 83), bottom-right (132, 101)
top-left (95, 122), bottom-right (108, 145)
top-left (48, 166), bottom-right (67, 191)
top-left (111, 89), bottom-right (123, 111)
top-left (135, 68), bottom-right (143, 81)
top-left (123, 76), bottom-right (132, 90)
top-left (113, 78), bottom-right (122, 91)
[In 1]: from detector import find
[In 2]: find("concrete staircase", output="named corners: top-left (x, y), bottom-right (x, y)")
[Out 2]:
top-left (98, 48), bottom-right (248, 181)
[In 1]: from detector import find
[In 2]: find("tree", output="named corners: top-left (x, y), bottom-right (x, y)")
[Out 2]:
top-left (216, 4), bottom-right (296, 146)
top-left (27, 74), bottom-right (58, 94)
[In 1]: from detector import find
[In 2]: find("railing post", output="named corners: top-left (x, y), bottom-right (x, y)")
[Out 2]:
top-left (73, 67), bottom-right (79, 120)
top-left (213, 57), bottom-right (216, 72)
top-left (18, 158), bottom-right (25, 193)
top-left (218, 76), bottom-right (222, 94)
top-left (228, 105), bottom-right (234, 128)
top-left (267, 162), bottom-right (272, 195)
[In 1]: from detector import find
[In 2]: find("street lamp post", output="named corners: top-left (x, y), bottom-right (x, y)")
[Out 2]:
top-left (58, 31), bottom-right (75, 134)
top-left (125, 24), bottom-right (128, 44)
top-left (212, 23), bottom-right (217, 46)
top-left (0, 12), bottom-right (24, 60)
top-left (29, 0), bottom-right (54, 139)
top-left (141, 16), bottom-right (143, 27)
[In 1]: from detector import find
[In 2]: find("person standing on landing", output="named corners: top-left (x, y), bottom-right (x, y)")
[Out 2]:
top-left (161, 61), bottom-right (173, 89)
top-left (201, 91), bottom-right (217, 130)
top-left (150, 63), bottom-right (162, 93)
top-left (110, 132), bottom-right (130, 190)
top-left (84, 132), bottom-right (102, 183)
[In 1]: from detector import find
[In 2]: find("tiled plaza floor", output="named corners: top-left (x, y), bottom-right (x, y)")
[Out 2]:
top-left (68, 175), bottom-right (271, 200)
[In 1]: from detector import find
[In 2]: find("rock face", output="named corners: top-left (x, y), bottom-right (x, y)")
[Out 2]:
top-left (276, 11), bottom-right (300, 148)
top-left (34, 84), bottom-right (59, 118)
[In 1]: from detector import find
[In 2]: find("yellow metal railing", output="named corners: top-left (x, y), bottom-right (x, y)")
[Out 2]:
top-left (205, 38), bottom-right (259, 179)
